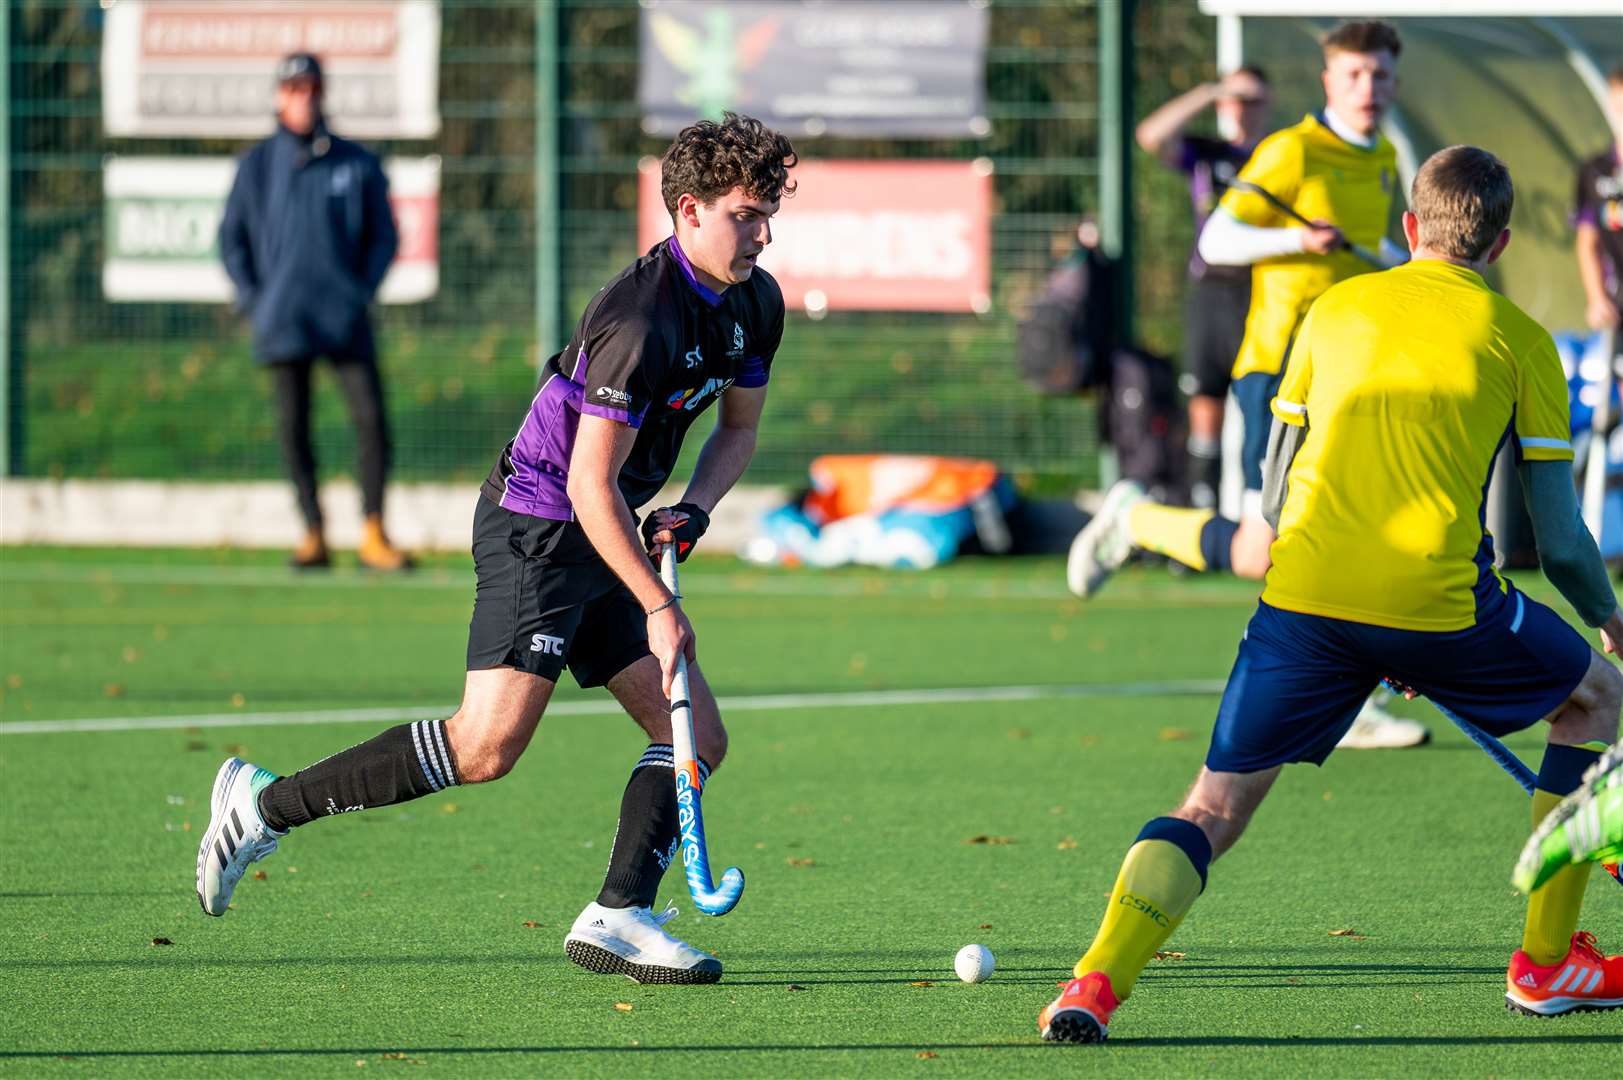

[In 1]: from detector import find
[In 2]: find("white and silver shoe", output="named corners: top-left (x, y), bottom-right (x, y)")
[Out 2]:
top-left (1336, 693), bottom-right (1431, 750)
top-left (1066, 480), bottom-right (1147, 598)
top-left (564, 900), bottom-right (722, 984)
top-left (195, 757), bottom-right (284, 916)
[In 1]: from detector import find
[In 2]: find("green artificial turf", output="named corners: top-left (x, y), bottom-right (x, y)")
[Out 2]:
top-left (1, 546), bottom-right (1619, 1077)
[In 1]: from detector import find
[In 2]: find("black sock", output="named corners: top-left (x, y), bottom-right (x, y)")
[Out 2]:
top-left (596, 744), bottom-right (712, 909)
top-left (1187, 436), bottom-right (1221, 510)
top-left (1199, 515), bottom-right (1239, 573)
top-left (256, 719), bottom-right (459, 830)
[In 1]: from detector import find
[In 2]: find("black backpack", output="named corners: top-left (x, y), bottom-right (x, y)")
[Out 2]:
top-left (1100, 346), bottom-right (1186, 497)
top-left (1017, 248), bottom-right (1118, 395)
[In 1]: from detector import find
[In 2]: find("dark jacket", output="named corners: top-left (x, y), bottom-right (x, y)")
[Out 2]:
top-left (219, 122), bottom-right (398, 362)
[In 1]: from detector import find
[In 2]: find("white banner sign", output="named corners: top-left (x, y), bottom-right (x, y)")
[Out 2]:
top-left (103, 156), bottom-right (440, 304)
top-left (101, 0), bottom-right (441, 139)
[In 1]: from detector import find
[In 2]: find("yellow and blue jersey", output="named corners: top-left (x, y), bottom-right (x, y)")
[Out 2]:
top-left (1220, 113), bottom-right (1399, 379)
top-left (1263, 259), bottom-right (1574, 632)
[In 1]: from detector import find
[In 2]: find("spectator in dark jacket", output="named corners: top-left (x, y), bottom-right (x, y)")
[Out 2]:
top-left (219, 52), bottom-right (410, 570)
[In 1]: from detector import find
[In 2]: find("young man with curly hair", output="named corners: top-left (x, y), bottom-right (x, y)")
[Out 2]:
top-left (195, 113), bottom-right (796, 985)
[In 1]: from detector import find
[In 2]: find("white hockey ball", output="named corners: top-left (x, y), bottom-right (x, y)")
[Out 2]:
top-left (954, 943), bottom-right (995, 983)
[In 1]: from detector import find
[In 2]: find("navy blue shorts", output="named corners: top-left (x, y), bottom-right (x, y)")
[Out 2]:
top-left (1206, 591), bottom-right (1593, 774)
top-left (1232, 370), bottom-right (1283, 493)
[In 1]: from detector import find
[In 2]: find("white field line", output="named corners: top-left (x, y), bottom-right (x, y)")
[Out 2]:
top-left (0, 679), bottom-right (1227, 735)
top-left (0, 561), bottom-right (1257, 605)
top-left (0, 561), bottom-right (1077, 599)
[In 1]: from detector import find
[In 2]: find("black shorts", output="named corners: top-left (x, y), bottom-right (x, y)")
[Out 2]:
top-left (1183, 274), bottom-right (1251, 399)
top-left (465, 496), bottom-right (651, 687)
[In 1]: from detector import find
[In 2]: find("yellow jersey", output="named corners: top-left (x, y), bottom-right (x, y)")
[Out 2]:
top-left (1263, 259), bottom-right (1574, 632)
top-left (1221, 113), bottom-right (1400, 379)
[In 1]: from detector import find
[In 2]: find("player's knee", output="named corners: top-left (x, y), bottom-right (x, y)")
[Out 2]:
top-left (698, 722), bottom-right (728, 769)
top-left (444, 715), bottom-right (526, 784)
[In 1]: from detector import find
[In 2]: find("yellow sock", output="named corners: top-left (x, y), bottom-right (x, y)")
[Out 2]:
top-left (1076, 838), bottom-right (1205, 999)
top-left (1126, 504), bottom-right (1214, 572)
top-left (1522, 788), bottom-right (1595, 965)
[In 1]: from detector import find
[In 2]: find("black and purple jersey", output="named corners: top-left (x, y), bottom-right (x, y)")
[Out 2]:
top-left (1574, 147), bottom-right (1623, 307)
top-left (1179, 135), bottom-right (1254, 283)
top-left (482, 236), bottom-right (784, 519)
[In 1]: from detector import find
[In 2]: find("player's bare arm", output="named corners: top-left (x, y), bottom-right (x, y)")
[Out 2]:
top-left (1577, 223), bottom-right (1621, 331)
top-left (568, 413), bottom-right (695, 695)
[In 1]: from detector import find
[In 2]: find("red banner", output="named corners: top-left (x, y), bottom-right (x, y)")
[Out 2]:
top-left (638, 159), bottom-right (992, 314)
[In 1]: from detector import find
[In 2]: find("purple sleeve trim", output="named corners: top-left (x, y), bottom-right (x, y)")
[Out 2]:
top-left (735, 356), bottom-right (769, 388)
top-left (580, 402), bottom-right (644, 428)
top-left (1176, 137), bottom-right (1200, 175)
top-left (1574, 205), bottom-right (1599, 228)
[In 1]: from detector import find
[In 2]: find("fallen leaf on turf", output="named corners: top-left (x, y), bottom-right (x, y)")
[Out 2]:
top-left (441, 803), bottom-right (459, 814)
top-left (978, 923), bottom-right (993, 929)
top-left (122, 646), bottom-right (141, 663)
top-left (252, 870), bottom-right (267, 881)
top-left (1158, 727), bottom-right (1192, 741)
top-left (5, 674), bottom-right (21, 689)
top-left (917, 1051), bottom-right (939, 1059)
top-left (381, 1052), bottom-right (408, 1060)
top-left (285, 866), bottom-right (299, 874)
top-left (964, 835), bottom-right (1014, 845)
top-left (222, 744), bottom-right (244, 756)
top-left (1057, 837), bottom-right (1078, 850)
top-left (355, 1060), bottom-right (366, 1067)
top-left (1006, 727), bottom-right (1030, 740)
top-left (522, 920), bottom-right (540, 928)
top-left (1153, 950), bottom-right (1186, 961)
top-left (787, 857), bottom-right (815, 868)
top-left (150, 937), bottom-right (173, 946)
top-left (909, 980), bottom-right (934, 987)
top-left (181, 821), bottom-right (192, 831)
top-left (103, 683), bottom-right (125, 698)
top-left (1329, 929), bottom-right (1365, 938)
top-left (184, 741), bottom-right (208, 752)
top-left (613, 1002), bottom-right (634, 1012)
top-left (787, 984), bottom-right (808, 992)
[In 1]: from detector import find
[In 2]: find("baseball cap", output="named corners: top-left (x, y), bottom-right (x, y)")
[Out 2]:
top-left (276, 53), bottom-right (323, 85)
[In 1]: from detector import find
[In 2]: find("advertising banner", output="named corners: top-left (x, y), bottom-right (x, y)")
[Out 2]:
top-left (101, 0), bottom-right (441, 139)
top-left (639, 0), bottom-right (988, 138)
top-left (103, 156), bottom-right (440, 304)
top-left (638, 159), bottom-right (992, 314)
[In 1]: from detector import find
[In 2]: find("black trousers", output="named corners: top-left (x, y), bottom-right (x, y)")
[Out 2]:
top-left (269, 352), bottom-right (391, 529)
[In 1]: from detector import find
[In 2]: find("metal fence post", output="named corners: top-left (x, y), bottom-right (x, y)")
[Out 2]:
top-left (535, 0), bottom-right (562, 366)
top-left (1, 1), bottom-right (12, 476)
top-left (1098, 0), bottom-right (1134, 344)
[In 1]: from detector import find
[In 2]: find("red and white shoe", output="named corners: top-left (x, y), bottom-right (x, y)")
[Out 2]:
top-left (1038, 971), bottom-right (1119, 1043)
top-left (1505, 931), bottom-right (1623, 1016)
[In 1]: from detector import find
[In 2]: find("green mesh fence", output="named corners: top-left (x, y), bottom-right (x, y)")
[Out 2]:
top-left (7, 0), bottom-right (1212, 489)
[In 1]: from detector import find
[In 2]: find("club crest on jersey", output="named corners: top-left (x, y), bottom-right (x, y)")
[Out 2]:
top-left (728, 322), bottom-right (746, 359)
top-left (684, 345), bottom-right (704, 369)
top-left (666, 377), bottom-right (735, 411)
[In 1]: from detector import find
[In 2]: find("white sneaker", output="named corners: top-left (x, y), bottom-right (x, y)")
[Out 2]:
top-left (1336, 694), bottom-right (1431, 750)
top-left (564, 900), bottom-right (722, 984)
top-left (1066, 480), bottom-right (1147, 598)
top-left (195, 757), bottom-right (284, 916)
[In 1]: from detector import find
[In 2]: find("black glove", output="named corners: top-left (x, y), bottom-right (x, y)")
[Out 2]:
top-left (641, 502), bottom-right (709, 562)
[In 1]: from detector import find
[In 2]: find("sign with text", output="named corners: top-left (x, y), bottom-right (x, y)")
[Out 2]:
top-left (103, 156), bottom-right (440, 304)
top-left (638, 159), bottom-right (992, 313)
top-left (101, 0), bottom-right (441, 138)
top-left (639, 0), bottom-right (988, 138)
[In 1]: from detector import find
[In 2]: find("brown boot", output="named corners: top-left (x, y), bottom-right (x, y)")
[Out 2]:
top-left (290, 528), bottom-right (331, 570)
top-left (358, 513), bottom-right (414, 572)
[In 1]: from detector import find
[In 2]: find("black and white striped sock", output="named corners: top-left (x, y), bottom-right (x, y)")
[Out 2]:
top-left (258, 719), bottom-right (460, 831)
top-left (596, 743), bottom-right (712, 910)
